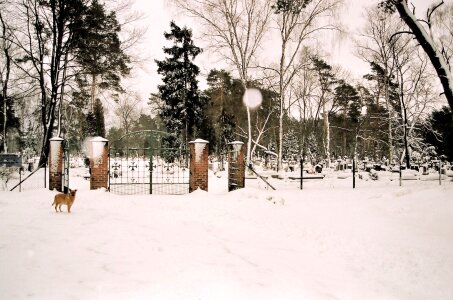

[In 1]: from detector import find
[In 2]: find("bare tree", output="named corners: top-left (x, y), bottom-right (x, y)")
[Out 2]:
top-left (0, 3), bottom-right (12, 153)
top-left (381, 0), bottom-right (453, 112)
top-left (356, 7), bottom-right (403, 162)
top-left (392, 40), bottom-right (441, 167)
top-left (171, 0), bottom-right (272, 165)
top-left (9, 0), bottom-right (88, 164)
top-left (268, 0), bottom-right (342, 171)
top-left (290, 48), bottom-right (320, 159)
top-left (115, 91), bottom-right (142, 135)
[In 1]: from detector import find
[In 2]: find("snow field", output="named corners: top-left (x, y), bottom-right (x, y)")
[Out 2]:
top-left (0, 170), bottom-right (452, 299)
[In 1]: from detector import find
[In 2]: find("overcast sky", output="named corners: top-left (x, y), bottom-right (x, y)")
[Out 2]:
top-left (121, 0), bottom-right (434, 109)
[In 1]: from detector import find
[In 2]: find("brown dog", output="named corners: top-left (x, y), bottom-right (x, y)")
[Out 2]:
top-left (52, 189), bottom-right (77, 213)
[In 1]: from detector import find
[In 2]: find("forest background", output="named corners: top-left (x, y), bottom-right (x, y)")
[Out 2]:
top-left (1, 0), bottom-right (452, 169)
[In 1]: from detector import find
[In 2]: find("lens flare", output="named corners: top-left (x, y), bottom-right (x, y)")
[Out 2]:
top-left (243, 88), bottom-right (263, 109)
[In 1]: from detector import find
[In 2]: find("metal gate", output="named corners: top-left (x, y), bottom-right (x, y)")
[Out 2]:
top-left (62, 140), bottom-right (70, 193)
top-left (108, 131), bottom-right (190, 195)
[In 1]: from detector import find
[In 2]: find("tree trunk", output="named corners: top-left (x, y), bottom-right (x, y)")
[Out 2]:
top-left (277, 40), bottom-right (286, 172)
top-left (278, 83), bottom-right (284, 172)
top-left (1, 11), bottom-right (11, 153)
top-left (90, 74), bottom-right (98, 111)
top-left (38, 103), bottom-right (58, 166)
top-left (384, 74), bottom-right (393, 163)
top-left (322, 93), bottom-right (330, 166)
top-left (394, 0), bottom-right (453, 111)
top-left (342, 113), bottom-right (347, 155)
top-left (57, 53), bottom-right (69, 137)
top-left (246, 105), bottom-right (252, 166)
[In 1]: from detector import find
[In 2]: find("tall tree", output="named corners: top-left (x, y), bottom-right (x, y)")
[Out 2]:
top-left (379, 0), bottom-right (453, 112)
top-left (271, 0), bottom-right (342, 171)
top-left (205, 69), bottom-right (237, 155)
top-left (172, 0), bottom-right (272, 165)
top-left (423, 106), bottom-right (453, 161)
top-left (333, 80), bottom-right (361, 155)
top-left (155, 21), bottom-right (205, 149)
top-left (311, 56), bottom-right (336, 164)
top-left (73, 0), bottom-right (130, 111)
top-left (356, 7), bottom-right (404, 162)
top-left (15, 0), bottom-right (88, 164)
top-left (0, 5), bottom-right (13, 153)
top-left (86, 98), bottom-right (106, 137)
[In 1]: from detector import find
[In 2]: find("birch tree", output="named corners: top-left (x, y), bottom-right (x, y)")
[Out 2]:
top-left (0, 2), bottom-right (13, 153)
top-left (356, 7), bottom-right (403, 162)
top-left (380, 0), bottom-right (453, 112)
top-left (171, 0), bottom-right (272, 165)
top-left (270, 0), bottom-right (342, 170)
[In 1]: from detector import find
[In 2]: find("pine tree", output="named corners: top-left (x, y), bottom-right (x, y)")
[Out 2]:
top-left (85, 98), bottom-right (105, 137)
top-left (205, 69), bottom-right (237, 155)
top-left (311, 56), bottom-right (336, 164)
top-left (424, 106), bottom-right (453, 161)
top-left (282, 128), bottom-right (299, 161)
top-left (0, 94), bottom-right (19, 153)
top-left (73, 0), bottom-right (130, 111)
top-left (155, 21), bottom-right (206, 149)
top-left (334, 81), bottom-right (361, 155)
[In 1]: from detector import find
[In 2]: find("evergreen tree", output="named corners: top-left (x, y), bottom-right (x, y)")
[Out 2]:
top-left (205, 69), bottom-right (237, 155)
top-left (73, 0), bottom-right (130, 111)
top-left (282, 128), bottom-right (299, 160)
top-left (155, 21), bottom-right (206, 149)
top-left (334, 81), bottom-right (361, 155)
top-left (93, 98), bottom-right (106, 137)
top-left (311, 56), bottom-right (336, 162)
top-left (0, 94), bottom-right (19, 152)
top-left (423, 106), bottom-right (453, 161)
top-left (85, 98), bottom-right (105, 137)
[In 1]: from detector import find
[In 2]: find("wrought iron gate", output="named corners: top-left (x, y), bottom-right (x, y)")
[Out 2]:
top-left (62, 140), bottom-right (70, 193)
top-left (108, 131), bottom-right (190, 195)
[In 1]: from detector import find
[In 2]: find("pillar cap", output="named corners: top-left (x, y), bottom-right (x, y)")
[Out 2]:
top-left (90, 136), bottom-right (108, 142)
top-left (228, 141), bottom-right (244, 145)
top-left (49, 137), bottom-right (64, 141)
top-left (189, 138), bottom-right (209, 144)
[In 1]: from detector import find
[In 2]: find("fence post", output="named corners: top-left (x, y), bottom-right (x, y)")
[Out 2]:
top-left (228, 141), bottom-right (245, 192)
top-left (49, 137), bottom-right (64, 192)
top-left (300, 157), bottom-right (304, 190)
top-left (89, 137), bottom-right (109, 190)
top-left (189, 139), bottom-right (209, 192)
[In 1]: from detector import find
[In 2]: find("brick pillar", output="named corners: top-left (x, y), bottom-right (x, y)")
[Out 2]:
top-left (89, 137), bottom-right (109, 190)
top-left (49, 137), bottom-right (64, 191)
top-left (228, 141), bottom-right (245, 191)
top-left (189, 139), bottom-right (209, 192)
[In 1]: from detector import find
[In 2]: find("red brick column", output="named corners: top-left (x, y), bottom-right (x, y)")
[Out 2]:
top-left (228, 141), bottom-right (245, 191)
top-left (49, 137), bottom-right (64, 191)
top-left (189, 139), bottom-right (209, 192)
top-left (89, 137), bottom-right (109, 190)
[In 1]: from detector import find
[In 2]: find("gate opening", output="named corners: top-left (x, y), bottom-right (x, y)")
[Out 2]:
top-left (108, 131), bottom-right (190, 195)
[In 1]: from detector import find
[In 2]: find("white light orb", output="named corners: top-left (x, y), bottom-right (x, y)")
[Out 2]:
top-left (243, 88), bottom-right (263, 109)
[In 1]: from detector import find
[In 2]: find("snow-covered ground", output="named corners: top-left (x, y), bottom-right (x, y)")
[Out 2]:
top-left (1, 168), bottom-right (453, 300)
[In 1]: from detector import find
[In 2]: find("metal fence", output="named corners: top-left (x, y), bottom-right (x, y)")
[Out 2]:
top-left (109, 147), bottom-right (190, 195)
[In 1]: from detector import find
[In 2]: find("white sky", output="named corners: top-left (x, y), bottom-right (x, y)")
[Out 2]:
top-left (123, 0), bottom-right (434, 107)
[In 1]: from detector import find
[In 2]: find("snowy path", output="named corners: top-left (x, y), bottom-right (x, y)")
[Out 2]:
top-left (1, 172), bottom-right (453, 299)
